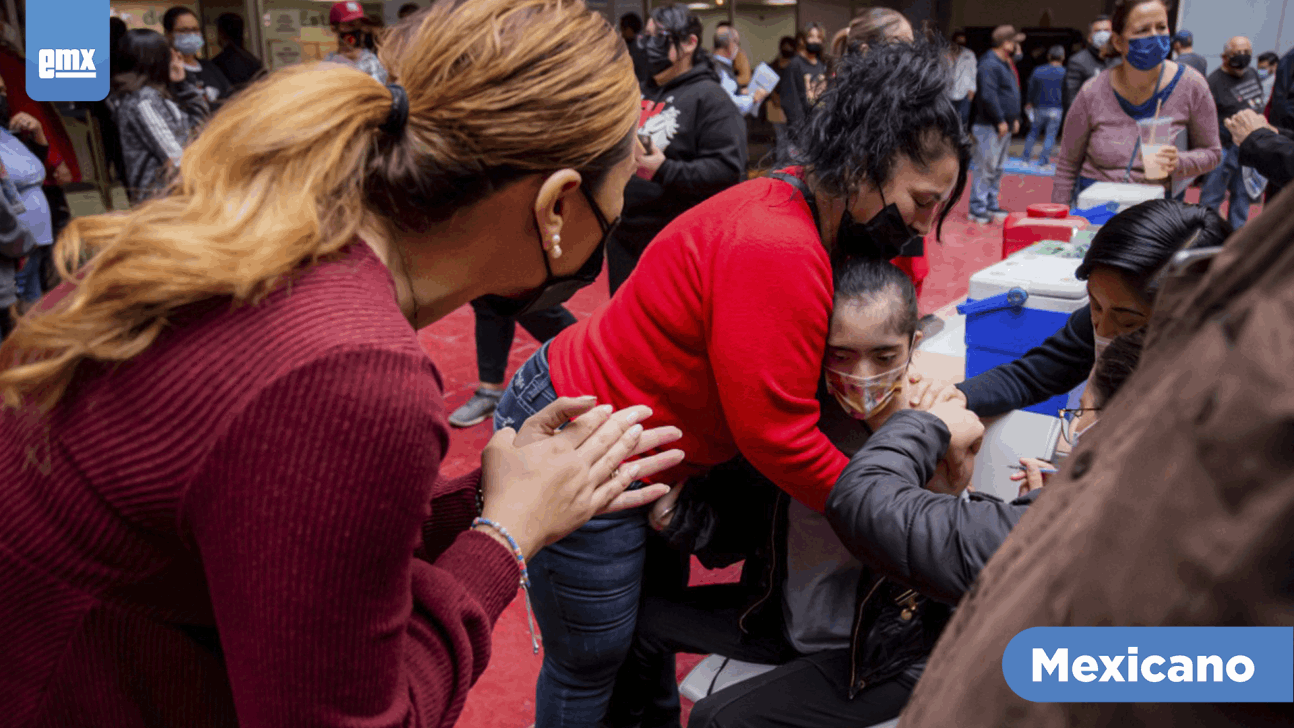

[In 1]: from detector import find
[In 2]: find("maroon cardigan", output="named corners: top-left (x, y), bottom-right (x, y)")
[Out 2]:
top-left (0, 243), bottom-right (520, 727)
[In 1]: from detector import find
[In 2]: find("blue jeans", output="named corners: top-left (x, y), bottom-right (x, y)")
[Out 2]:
top-left (1199, 145), bottom-right (1251, 230)
top-left (1023, 106), bottom-right (1062, 165)
top-left (494, 343), bottom-right (650, 728)
top-left (15, 244), bottom-right (50, 303)
top-left (956, 97), bottom-right (972, 129)
top-left (970, 123), bottom-right (1012, 217)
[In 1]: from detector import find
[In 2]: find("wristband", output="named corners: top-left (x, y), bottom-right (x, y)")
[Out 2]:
top-left (472, 517), bottom-right (541, 654)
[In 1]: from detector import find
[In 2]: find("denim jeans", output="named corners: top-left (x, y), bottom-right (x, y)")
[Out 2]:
top-left (1199, 145), bottom-right (1251, 230)
top-left (495, 343), bottom-right (650, 728)
top-left (969, 123), bottom-right (1012, 217)
top-left (15, 244), bottom-right (50, 303)
top-left (956, 97), bottom-right (972, 129)
top-left (1023, 106), bottom-right (1062, 165)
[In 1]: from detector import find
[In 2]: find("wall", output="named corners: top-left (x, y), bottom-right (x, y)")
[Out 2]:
top-left (1178, 0), bottom-right (1289, 73)
top-left (734, 5), bottom-right (797, 69)
top-left (949, 0), bottom-right (1103, 35)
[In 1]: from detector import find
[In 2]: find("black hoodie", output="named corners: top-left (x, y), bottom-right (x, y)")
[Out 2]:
top-left (617, 55), bottom-right (747, 256)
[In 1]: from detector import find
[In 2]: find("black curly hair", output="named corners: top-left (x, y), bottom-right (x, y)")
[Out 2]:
top-left (795, 38), bottom-right (971, 241)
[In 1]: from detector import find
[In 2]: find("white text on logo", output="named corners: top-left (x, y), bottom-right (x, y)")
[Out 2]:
top-left (37, 49), bottom-right (97, 79)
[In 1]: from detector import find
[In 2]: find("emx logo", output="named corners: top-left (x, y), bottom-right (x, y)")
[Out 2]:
top-left (38, 49), bottom-right (98, 79)
top-left (26, 0), bottom-right (109, 101)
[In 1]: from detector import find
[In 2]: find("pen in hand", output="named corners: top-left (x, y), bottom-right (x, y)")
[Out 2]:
top-left (1009, 464), bottom-right (1058, 474)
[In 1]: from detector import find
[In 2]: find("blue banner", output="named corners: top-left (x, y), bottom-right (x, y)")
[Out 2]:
top-left (1003, 627), bottom-right (1294, 703)
top-left (26, 0), bottom-right (110, 102)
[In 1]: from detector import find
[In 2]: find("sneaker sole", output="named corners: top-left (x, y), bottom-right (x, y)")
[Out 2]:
top-left (448, 414), bottom-right (490, 428)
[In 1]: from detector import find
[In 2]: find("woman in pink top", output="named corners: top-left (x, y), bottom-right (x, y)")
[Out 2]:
top-left (1052, 0), bottom-right (1221, 206)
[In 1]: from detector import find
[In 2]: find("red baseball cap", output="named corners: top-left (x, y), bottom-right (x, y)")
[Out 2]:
top-left (330, 1), bottom-right (366, 25)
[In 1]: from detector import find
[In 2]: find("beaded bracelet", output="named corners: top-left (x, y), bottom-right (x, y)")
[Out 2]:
top-left (472, 517), bottom-right (541, 654)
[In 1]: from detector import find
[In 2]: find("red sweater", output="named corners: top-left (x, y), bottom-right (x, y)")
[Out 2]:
top-left (0, 243), bottom-right (519, 727)
top-left (548, 175), bottom-right (848, 512)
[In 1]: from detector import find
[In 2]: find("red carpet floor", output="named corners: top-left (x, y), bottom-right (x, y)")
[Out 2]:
top-left (420, 173), bottom-right (1228, 728)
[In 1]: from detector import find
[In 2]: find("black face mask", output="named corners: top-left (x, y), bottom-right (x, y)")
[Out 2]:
top-left (780, 47), bottom-right (795, 59)
top-left (804, 42), bottom-right (824, 56)
top-left (477, 186), bottom-right (621, 319)
top-left (836, 195), bottom-right (921, 261)
top-left (0, 95), bottom-right (9, 129)
top-left (1228, 53), bottom-right (1252, 70)
top-left (640, 33), bottom-right (676, 76)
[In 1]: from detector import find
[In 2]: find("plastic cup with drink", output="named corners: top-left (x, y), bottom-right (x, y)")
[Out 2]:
top-left (1138, 117), bottom-right (1174, 181)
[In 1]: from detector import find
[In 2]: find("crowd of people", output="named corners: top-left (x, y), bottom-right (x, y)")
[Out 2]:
top-left (0, 1), bottom-right (1291, 728)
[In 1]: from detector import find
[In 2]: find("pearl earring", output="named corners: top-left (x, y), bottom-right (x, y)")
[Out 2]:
top-left (550, 233), bottom-right (562, 259)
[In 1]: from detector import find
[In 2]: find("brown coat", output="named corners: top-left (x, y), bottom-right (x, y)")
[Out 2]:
top-left (900, 184), bottom-right (1294, 727)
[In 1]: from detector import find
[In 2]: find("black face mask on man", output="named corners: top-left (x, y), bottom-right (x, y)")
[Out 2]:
top-left (477, 186), bottom-right (621, 319)
top-left (1228, 53), bottom-right (1252, 70)
top-left (640, 32), bottom-right (676, 76)
top-left (835, 192), bottom-right (922, 261)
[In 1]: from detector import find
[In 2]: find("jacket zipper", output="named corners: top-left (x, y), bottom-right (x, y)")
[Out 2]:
top-left (739, 494), bottom-right (786, 635)
top-left (848, 576), bottom-right (886, 699)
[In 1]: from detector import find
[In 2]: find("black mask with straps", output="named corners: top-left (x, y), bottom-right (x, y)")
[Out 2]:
top-left (768, 171), bottom-right (923, 261)
top-left (477, 186), bottom-right (620, 319)
top-left (639, 32), bottom-right (676, 76)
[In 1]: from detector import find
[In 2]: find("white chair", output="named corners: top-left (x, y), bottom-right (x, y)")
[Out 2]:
top-left (679, 655), bottom-right (901, 728)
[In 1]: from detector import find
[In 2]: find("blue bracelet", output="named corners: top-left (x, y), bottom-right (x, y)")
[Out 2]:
top-left (472, 517), bottom-right (541, 654)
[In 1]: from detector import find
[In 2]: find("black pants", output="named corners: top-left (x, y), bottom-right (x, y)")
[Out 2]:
top-left (0, 304), bottom-right (13, 341)
top-left (468, 297), bottom-right (575, 384)
top-left (619, 584), bottom-right (912, 728)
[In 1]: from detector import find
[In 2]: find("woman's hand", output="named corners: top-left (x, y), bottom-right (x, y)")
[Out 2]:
top-left (634, 136), bottom-right (666, 180)
top-left (169, 49), bottom-right (187, 83)
top-left (480, 399), bottom-right (683, 558)
top-left (909, 375), bottom-right (967, 412)
top-left (1010, 457), bottom-right (1054, 497)
top-left (8, 112), bottom-right (47, 146)
top-left (648, 482), bottom-right (685, 531)
top-left (1154, 144), bottom-right (1179, 178)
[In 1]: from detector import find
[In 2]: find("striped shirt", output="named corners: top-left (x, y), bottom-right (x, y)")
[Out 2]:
top-left (110, 82), bottom-right (209, 204)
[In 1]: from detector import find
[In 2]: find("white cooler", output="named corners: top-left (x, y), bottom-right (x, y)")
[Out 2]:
top-left (1076, 181), bottom-right (1164, 213)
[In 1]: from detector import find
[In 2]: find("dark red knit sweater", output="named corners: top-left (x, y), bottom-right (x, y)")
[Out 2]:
top-left (0, 242), bottom-right (520, 727)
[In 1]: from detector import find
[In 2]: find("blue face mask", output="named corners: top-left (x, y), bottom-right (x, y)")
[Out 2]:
top-left (173, 32), bottom-right (205, 56)
top-left (1259, 68), bottom-right (1273, 81)
top-left (1125, 33), bottom-right (1171, 71)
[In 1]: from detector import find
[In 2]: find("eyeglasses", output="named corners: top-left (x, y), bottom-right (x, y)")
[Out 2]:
top-left (1058, 407), bottom-right (1101, 446)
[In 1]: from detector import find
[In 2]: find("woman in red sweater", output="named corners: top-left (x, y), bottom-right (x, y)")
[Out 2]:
top-left (0, 2), bottom-right (684, 727)
top-left (493, 41), bottom-right (971, 728)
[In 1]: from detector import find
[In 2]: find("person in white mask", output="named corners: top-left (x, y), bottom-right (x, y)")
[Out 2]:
top-left (911, 199), bottom-right (1230, 419)
top-left (162, 6), bottom-right (232, 106)
top-left (1063, 14), bottom-right (1117, 113)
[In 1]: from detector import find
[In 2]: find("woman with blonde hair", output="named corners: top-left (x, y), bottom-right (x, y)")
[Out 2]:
top-left (0, 1), bottom-right (683, 726)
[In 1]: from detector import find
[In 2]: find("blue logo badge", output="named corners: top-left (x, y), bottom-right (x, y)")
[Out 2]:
top-left (1003, 627), bottom-right (1294, 703)
top-left (27, 0), bottom-right (109, 102)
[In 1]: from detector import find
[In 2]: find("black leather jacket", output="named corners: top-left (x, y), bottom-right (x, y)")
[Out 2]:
top-left (663, 409), bottom-right (1038, 698)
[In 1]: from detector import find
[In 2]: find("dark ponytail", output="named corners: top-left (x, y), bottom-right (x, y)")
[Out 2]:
top-left (1076, 199), bottom-right (1231, 301)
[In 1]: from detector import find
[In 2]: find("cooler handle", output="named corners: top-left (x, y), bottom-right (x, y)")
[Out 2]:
top-left (957, 287), bottom-right (1029, 316)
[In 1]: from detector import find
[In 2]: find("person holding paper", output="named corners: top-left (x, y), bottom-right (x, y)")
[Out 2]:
top-left (712, 25), bottom-right (768, 117)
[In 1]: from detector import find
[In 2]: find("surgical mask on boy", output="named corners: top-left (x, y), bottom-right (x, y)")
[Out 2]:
top-left (825, 359), bottom-right (908, 421)
top-left (1091, 30), bottom-right (1112, 50)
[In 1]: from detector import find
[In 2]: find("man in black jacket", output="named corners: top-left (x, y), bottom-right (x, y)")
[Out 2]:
top-left (609, 5), bottom-right (746, 295)
top-left (211, 14), bottom-right (266, 93)
top-left (1063, 15), bottom-right (1115, 114)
